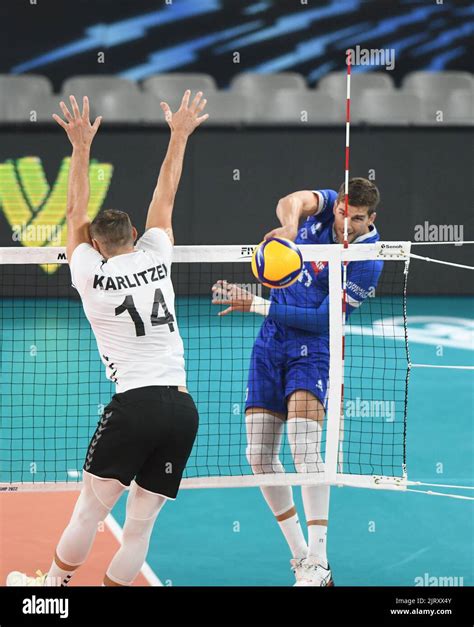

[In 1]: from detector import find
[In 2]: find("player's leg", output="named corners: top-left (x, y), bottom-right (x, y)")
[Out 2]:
top-left (245, 339), bottom-right (307, 566)
top-left (45, 470), bottom-right (125, 586)
top-left (7, 396), bottom-right (135, 587)
top-left (286, 388), bottom-right (333, 586)
top-left (104, 481), bottom-right (166, 586)
top-left (284, 336), bottom-right (333, 586)
top-left (286, 391), bottom-right (328, 561)
top-left (245, 407), bottom-right (308, 563)
top-left (103, 386), bottom-right (199, 586)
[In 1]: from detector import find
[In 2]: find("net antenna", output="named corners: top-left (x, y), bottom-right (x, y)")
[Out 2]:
top-left (337, 49), bottom-right (352, 473)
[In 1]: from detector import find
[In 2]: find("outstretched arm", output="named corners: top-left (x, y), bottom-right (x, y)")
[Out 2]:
top-left (211, 280), bottom-right (330, 334)
top-left (53, 95), bottom-right (102, 261)
top-left (145, 90), bottom-right (208, 244)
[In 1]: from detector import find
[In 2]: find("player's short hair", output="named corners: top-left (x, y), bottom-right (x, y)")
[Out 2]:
top-left (90, 209), bottom-right (134, 250)
top-left (337, 178), bottom-right (380, 215)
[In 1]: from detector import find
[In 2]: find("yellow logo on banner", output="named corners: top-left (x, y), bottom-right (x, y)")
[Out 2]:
top-left (0, 156), bottom-right (113, 272)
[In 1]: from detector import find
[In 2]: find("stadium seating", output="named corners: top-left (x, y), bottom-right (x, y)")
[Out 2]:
top-left (0, 72), bottom-right (471, 126)
top-left (357, 90), bottom-right (424, 125)
top-left (230, 72), bottom-right (307, 92)
top-left (250, 90), bottom-right (343, 125)
top-left (142, 73), bottom-right (217, 111)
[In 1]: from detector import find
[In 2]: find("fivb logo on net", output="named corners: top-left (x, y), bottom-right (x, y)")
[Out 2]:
top-left (0, 156), bottom-right (113, 268)
top-left (346, 46), bottom-right (395, 71)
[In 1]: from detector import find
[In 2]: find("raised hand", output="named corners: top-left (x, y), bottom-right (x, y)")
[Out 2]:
top-left (160, 90), bottom-right (209, 136)
top-left (53, 96), bottom-right (102, 149)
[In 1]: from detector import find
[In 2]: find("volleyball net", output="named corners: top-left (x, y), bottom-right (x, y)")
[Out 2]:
top-left (0, 242), bottom-right (417, 493)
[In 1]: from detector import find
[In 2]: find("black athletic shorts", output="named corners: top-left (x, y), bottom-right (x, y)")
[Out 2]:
top-left (83, 386), bottom-right (199, 499)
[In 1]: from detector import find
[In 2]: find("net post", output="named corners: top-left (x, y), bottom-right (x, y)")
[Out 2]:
top-left (324, 247), bottom-right (344, 485)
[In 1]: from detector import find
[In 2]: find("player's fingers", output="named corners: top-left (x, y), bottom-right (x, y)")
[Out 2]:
top-left (211, 287), bottom-right (229, 303)
top-left (189, 91), bottom-right (203, 113)
top-left (59, 101), bottom-right (73, 121)
top-left (218, 306), bottom-right (233, 316)
top-left (52, 114), bottom-right (68, 129)
top-left (92, 116), bottom-right (102, 132)
top-left (197, 98), bottom-right (207, 113)
top-left (69, 95), bottom-right (81, 119)
top-left (160, 102), bottom-right (172, 123)
top-left (196, 113), bottom-right (209, 125)
top-left (82, 96), bottom-right (90, 121)
top-left (211, 282), bottom-right (224, 293)
top-left (180, 90), bottom-right (190, 109)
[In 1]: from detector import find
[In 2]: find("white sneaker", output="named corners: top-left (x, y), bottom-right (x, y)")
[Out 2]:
top-left (293, 556), bottom-right (334, 587)
top-left (290, 557), bottom-right (306, 584)
top-left (6, 570), bottom-right (46, 586)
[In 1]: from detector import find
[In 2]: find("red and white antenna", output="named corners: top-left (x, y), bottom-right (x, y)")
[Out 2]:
top-left (339, 49), bottom-right (352, 473)
top-left (343, 50), bottom-right (351, 249)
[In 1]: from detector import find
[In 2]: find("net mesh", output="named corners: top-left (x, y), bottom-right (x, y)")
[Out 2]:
top-left (0, 246), bottom-right (409, 489)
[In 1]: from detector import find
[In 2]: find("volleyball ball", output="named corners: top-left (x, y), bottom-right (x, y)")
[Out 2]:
top-left (251, 237), bottom-right (303, 289)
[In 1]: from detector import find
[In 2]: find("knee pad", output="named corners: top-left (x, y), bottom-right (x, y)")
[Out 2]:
top-left (87, 471), bottom-right (126, 510)
top-left (245, 413), bottom-right (285, 474)
top-left (245, 443), bottom-right (285, 474)
top-left (122, 482), bottom-right (166, 547)
top-left (287, 418), bottom-right (323, 473)
top-left (126, 481), bottom-right (166, 521)
top-left (71, 472), bottom-right (124, 527)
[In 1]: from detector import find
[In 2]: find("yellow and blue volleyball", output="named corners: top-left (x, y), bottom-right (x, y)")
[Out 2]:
top-left (251, 237), bottom-right (303, 289)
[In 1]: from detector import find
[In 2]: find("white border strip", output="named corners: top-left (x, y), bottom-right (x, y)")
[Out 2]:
top-left (0, 472), bottom-right (408, 492)
top-left (411, 363), bottom-right (474, 370)
top-left (0, 242), bottom-right (411, 264)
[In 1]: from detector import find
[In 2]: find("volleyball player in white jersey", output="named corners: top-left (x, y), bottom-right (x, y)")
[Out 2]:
top-left (7, 90), bottom-right (208, 587)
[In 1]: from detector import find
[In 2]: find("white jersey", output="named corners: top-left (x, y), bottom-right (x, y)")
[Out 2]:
top-left (69, 228), bottom-right (186, 393)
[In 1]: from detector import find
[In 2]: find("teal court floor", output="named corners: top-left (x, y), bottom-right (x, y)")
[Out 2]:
top-left (1, 295), bottom-right (472, 586)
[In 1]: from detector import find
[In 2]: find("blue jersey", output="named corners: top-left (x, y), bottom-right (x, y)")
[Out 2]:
top-left (246, 189), bottom-right (383, 414)
top-left (262, 188), bottom-right (383, 340)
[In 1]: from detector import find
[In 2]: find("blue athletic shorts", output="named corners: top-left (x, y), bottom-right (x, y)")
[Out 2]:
top-left (245, 333), bottom-right (329, 416)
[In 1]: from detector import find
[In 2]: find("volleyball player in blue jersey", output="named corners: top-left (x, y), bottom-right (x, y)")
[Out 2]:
top-left (213, 178), bottom-right (382, 586)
